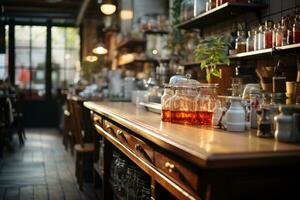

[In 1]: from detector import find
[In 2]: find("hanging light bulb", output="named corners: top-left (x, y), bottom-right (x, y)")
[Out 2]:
top-left (100, 0), bottom-right (116, 15)
top-left (92, 43), bottom-right (108, 55)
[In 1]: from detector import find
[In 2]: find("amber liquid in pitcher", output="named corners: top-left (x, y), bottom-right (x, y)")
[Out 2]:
top-left (162, 110), bottom-right (171, 122)
top-left (197, 111), bottom-right (213, 125)
top-left (171, 111), bottom-right (198, 125)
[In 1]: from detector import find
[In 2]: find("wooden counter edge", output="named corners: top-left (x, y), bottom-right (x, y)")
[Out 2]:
top-left (84, 101), bottom-right (300, 169)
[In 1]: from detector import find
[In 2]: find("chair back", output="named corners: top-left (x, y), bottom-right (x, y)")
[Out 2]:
top-left (70, 100), bottom-right (85, 147)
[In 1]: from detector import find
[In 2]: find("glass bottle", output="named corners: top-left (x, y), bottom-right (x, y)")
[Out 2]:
top-left (161, 84), bottom-right (173, 122)
top-left (246, 30), bottom-right (255, 52)
top-left (293, 15), bottom-right (300, 44)
top-left (281, 16), bottom-right (289, 46)
top-left (256, 24), bottom-right (265, 50)
top-left (264, 20), bottom-right (274, 49)
top-left (186, 0), bottom-right (194, 20)
top-left (180, 0), bottom-right (187, 22)
top-left (196, 84), bottom-right (218, 126)
top-left (170, 84), bottom-right (198, 125)
top-left (209, 0), bottom-right (216, 10)
top-left (235, 30), bottom-right (247, 53)
top-left (194, 0), bottom-right (206, 16)
top-left (275, 22), bottom-right (283, 47)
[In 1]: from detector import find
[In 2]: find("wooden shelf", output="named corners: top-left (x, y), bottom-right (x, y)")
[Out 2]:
top-left (181, 44), bottom-right (300, 64)
top-left (229, 43), bottom-right (300, 60)
top-left (177, 2), bottom-right (266, 29)
top-left (118, 58), bottom-right (159, 67)
top-left (117, 39), bottom-right (146, 50)
top-left (143, 30), bottom-right (169, 34)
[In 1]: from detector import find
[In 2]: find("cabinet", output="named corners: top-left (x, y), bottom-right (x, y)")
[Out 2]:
top-left (86, 102), bottom-right (300, 200)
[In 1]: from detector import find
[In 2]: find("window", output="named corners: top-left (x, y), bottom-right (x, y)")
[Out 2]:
top-left (0, 25), bottom-right (9, 80)
top-left (15, 25), bottom-right (47, 99)
top-left (51, 27), bottom-right (80, 92)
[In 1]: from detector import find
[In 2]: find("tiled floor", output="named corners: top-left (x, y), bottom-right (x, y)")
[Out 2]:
top-left (0, 129), bottom-right (99, 200)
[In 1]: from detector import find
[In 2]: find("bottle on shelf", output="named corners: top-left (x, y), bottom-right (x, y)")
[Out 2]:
top-left (264, 20), bottom-right (274, 49)
top-left (246, 30), bottom-right (255, 52)
top-left (235, 30), bottom-right (247, 53)
top-left (275, 22), bottom-right (283, 47)
top-left (229, 23), bottom-right (238, 54)
top-left (293, 14), bottom-right (300, 44)
top-left (256, 24), bottom-right (264, 50)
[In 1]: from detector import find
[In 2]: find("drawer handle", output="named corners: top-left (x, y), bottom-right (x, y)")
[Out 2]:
top-left (165, 162), bottom-right (176, 173)
top-left (135, 144), bottom-right (152, 163)
top-left (93, 116), bottom-right (101, 124)
top-left (165, 162), bottom-right (195, 191)
top-left (105, 124), bottom-right (115, 134)
top-left (117, 130), bottom-right (128, 142)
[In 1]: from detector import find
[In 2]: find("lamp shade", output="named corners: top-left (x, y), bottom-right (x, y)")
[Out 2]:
top-left (100, 3), bottom-right (116, 15)
top-left (92, 43), bottom-right (108, 55)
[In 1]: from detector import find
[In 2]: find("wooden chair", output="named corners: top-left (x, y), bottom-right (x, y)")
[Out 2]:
top-left (71, 100), bottom-right (94, 190)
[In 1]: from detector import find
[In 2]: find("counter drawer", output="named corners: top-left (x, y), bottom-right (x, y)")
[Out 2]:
top-left (154, 151), bottom-right (199, 193)
top-left (103, 119), bottom-right (154, 164)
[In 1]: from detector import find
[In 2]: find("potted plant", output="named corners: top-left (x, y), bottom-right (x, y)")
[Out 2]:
top-left (194, 36), bottom-right (230, 83)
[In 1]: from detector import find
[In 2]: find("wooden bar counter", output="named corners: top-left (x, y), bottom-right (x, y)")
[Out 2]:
top-left (84, 102), bottom-right (300, 200)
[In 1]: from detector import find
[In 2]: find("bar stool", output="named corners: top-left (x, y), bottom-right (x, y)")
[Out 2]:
top-left (71, 101), bottom-right (94, 190)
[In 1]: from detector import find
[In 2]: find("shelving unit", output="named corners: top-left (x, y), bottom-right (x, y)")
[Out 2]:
top-left (177, 2), bottom-right (266, 29)
top-left (118, 58), bottom-right (159, 67)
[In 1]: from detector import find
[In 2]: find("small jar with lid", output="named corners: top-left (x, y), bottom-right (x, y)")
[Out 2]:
top-left (161, 84), bottom-right (174, 122)
top-left (246, 30), bottom-right (255, 52)
top-left (264, 20), bottom-right (274, 49)
top-left (170, 84), bottom-right (198, 125)
top-left (235, 31), bottom-right (247, 53)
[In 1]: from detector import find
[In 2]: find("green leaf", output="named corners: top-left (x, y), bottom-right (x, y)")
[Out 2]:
top-left (211, 68), bottom-right (221, 78)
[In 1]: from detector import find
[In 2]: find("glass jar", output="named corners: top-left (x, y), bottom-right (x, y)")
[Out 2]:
top-left (246, 30), bottom-right (255, 52)
top-left (194, 0), bottom-right (206, 16)
top-left (170, 84), bottom-right (198, 125)
top-left (264, 20), bottom-right (274, 49)
top-left (161, 84), bottom-right (173, 122)
top-left (293, 15), bottom-right (300, 43)
top-left (196, 84), bottom-right (218, 126)
top-left (235, 31), bottom-right (247, 53)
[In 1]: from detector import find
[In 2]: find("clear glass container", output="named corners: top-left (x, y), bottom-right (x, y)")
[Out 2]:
top-left (235, 31), bottom-right (247, 53)
top-left (170, 84), bottom-right (198, 125)
top-left (186, 0), bottom-right (195, 20)
top-left (293, 15), bottom-right (300, 43)
top-left (256, 24), bottom-right (265, 50)
top-left (194, 0), bottom-right (206, 16)
top-left (161, 84), bottom-right (174, 122)
top-left (196, 84), bottom-right (218, 125)
top-left (180, 0), bottom-right (187, 22)
top-left (246, 30), bottom-right (255, 52)
top-left (264, 20), bottom-right (274, 49)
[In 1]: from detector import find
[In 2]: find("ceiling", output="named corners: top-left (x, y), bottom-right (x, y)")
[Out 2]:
top-left (1, 0), bottom-right (103, 25)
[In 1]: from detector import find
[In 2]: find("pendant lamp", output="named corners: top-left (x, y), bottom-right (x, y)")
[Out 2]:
top-left (99, 0), bottom-right (116, 15)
